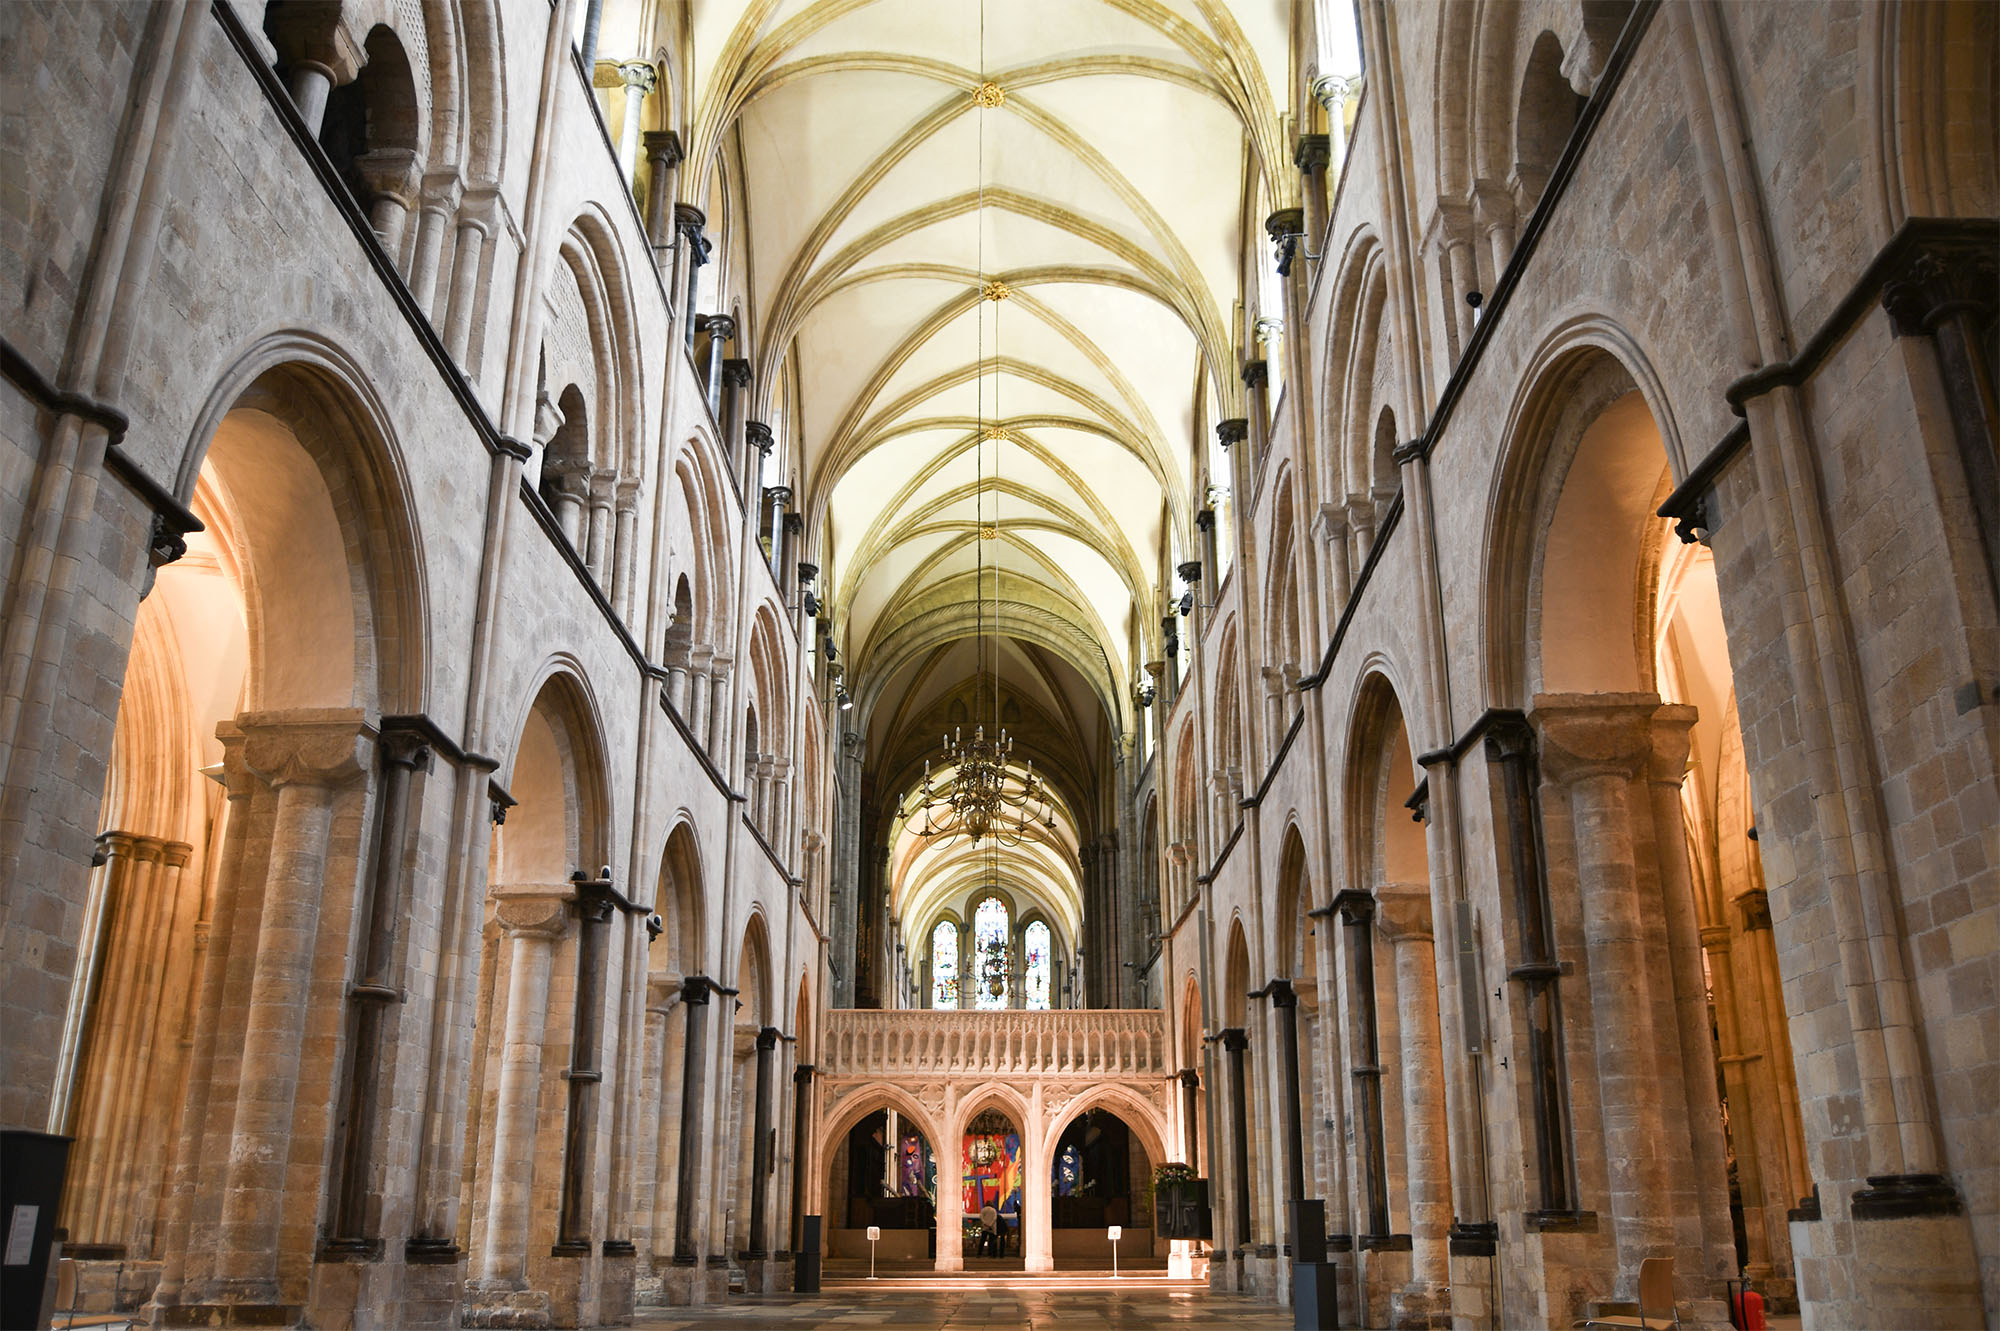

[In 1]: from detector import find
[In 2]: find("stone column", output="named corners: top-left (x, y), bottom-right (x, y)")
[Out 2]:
top-left (1345, 495), bottom-right (1377, 568)
top-left (213, 713), bottom-right (370, 1299)
top-left (706, 658), bottom-right (732, 756)
top-left (1335, 889), bottom-right (1390, 1238)
top-left (674, 205), bottom-right (709, 337)
top-left (673, 977), bottom-right (713, 1262)
top-left (721, 361), bottom-right (752, 476)
top-left (1270, 980), bottom-right (1307, 1209)
top-left (1242, 362), bottom-right (1271, 466)
top-left (612, 475), bottom-right (642, 621)
top-left (1223, 1028), bottom-right (1253, 1252)
top-left (473, 894), bottom-right (567, 1288)
top-left (558, 880), bottom-right (617, 1251)
top-left (1265, 207), bottom-right (1311, 409)
top-left (747, 1027), bottom-right (779, 1257)
top-left (1378, 889), bottom-right (1449, 1302)
top-left (550, 458), bottom-right (589, 549)
top-left (702, 314), bottom-right (736, 420)
top-left (586, 466), bottom-right (617, 581)
top-left (1533, 694), bottom-right (1672, 1280)
top-left (616, 62), bottom-right (656, 180)
top-left (642, 131), bottom-right (684, 262)
top-left (326, 726), bottom-right (434, 1256)
top-left (1446, 231), bottom-right (1479, 350)
top-left (1318, 504), bottom-right (1351, 615)
top-left (148, 728), bottom-right (253, 1312)
top-left (1296, 133), bottom-right (1332, 246)
top-left (790, 1064), bottom-right (815, 1257)
top-left (1646, 707), bottom-right (1737, 1274)
top-left (354, 149), bottom-right (421, 270)
top-left (443, 192), bottom-right (494, 366)
top-left (60, 832), bottom-right (193, 1249)
top-left (746, 421), bottom-right (774, 499)
top-left (1484, 716), bottom-right (1575, 1215)
top-left (1180, 1068), bottom-right (1201, 1169)
top-left (407, 170), bottom-right (464, 321)
top-left (685, 647), bottom-right (713, 744)
top-left (1474, 182), bottom-right (1517, 289)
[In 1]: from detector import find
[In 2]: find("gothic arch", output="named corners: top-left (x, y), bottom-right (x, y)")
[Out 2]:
top-left (1865, 0), bottom-right (2000, 236)
top-left (1040, 1083), bottom-right (1173, 1180)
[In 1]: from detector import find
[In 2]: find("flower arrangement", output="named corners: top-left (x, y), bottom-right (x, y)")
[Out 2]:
top-left (1153, 1162), bottom-right (1198, 1187)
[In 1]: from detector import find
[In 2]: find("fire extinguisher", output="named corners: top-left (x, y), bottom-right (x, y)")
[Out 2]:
top-left (1730, 1286), bottom-right (1766, 1331)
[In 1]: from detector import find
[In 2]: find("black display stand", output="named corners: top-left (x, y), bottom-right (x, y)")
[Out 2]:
top-left (1, 1131), bottom-right (72, 1331)
top-left (794, 1216), bottom-right (821, 1293)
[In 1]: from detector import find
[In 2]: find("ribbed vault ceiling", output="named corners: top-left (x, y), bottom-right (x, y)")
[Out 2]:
top-left (676, 0), bottom-right (1292, 944)
top-left (685, 0), bottom-right (1290, 701)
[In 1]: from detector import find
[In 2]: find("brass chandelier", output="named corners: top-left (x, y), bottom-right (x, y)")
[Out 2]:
top-left (900, 724), bottom-right (1055, 846)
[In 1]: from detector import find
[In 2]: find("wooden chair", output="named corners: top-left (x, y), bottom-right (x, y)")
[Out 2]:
top-left (1574, 1255), bottom-right (1681, 1330)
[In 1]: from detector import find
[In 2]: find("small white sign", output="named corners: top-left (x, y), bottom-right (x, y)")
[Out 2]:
top-left (4, 1205), bottom-right (37, 1266)
top-left (866, 1225), bottom-right (881, 1241)
top-left (1106, 1224), bottom-right (1122, 1241)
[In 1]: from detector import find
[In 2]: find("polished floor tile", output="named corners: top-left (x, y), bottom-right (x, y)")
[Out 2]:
top-left (633, 1278), bottom-right (1299, 1330)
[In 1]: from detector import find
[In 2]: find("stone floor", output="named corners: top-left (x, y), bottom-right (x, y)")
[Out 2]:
top-left (633, 1274), bottom-right (1296, 1329)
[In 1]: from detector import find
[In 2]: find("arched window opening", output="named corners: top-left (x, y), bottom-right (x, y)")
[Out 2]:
top-left (973, 896), bottom-right (1009, 1010)
top-left (1514, 32), bottom-right (1586, 215)
top-left (931, 920), bottom-right (960, 1010)
top-left (315, 26), bottom-right (423, 259)
top-left (1023, 920), bottom-right (1052, 1010)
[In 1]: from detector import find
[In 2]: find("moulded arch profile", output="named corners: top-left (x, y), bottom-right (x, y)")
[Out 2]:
top-left (813, 1085), bottom-right (947, 1215)
top-left (1039, 1084), bottom-right (1173, 1178)
top-left (169, 337), bottom-right (429, 719)
top-left (1341, 669), bottom-right (1430, 894)
top-left (553, 207), bottom-right (648, 476)
top-left (948, 1081), bottom-right (1035, 1149)
top-left (496, 659), bottom-right (617, 884)
top-left (654, 815), bottom-right (707, 974)
top-left (736, 907), bottom-right (777, 1030)
top-left (1479, 319), bottom-right (1691, 708)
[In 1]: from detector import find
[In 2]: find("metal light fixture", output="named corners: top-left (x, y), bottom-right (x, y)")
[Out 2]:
top-left (900, 726), bottom-right (1054, 846)
top-left (981, 932), bottom-right (1011, 998)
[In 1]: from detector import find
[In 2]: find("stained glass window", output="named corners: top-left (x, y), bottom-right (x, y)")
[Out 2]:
top-left (973, 897), bottom-right (1009, 1009)
top-left (932, 920), bottom-right (959, 1009)
top-left (1024, 920), bottom-right (1052, 1009)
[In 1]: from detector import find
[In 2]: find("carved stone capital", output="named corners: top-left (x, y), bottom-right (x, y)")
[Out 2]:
top-left (1373, 887), bottom-right (1433, 943)
top-left (722, 357), bottom-right (753, 388)
top-left (701, 313), bottom-right (738, 344)
top-left (239, 709), bottom-right (372, 790)
top-left (1216, 418), bottom-right (1249, 447)
top-left (1264, 207), bottom-right (1305, 241)
top-left (1240, 359), bottom-right (1269, 389)
top-left (1332, 888), bottom-right (1375, 926)
top-left (1736, 888), bottom-right (1773, 933)
top-left (1529, 693), bottom-right (1659, 786)
top-left (493, 892), bottom-right (568, 938)
top-left (353, 148), bottom-right (422, 206)
top-left (674, 203), bottom-right (707, 234)
top-left (643, 129), bottom-right (684, 169)
top-left (617, 60), bottom-right (658, 94)
top-left (1293, 134), bottom-right (1332, 174)
top-left (1881, 243), bottom-right (1999, 337)
top-left (1647, 704), bottom-right (1699, 785)
top-left (746, 421), bottom-right (774, 454)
